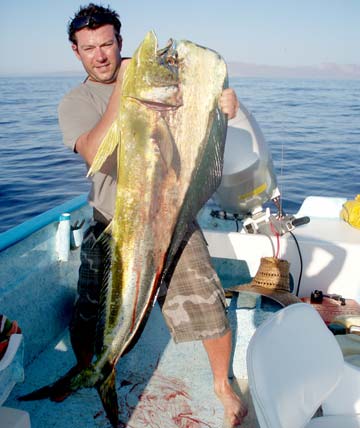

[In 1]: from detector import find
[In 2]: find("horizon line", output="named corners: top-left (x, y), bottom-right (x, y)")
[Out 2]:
top-left (1, 61), bottom-right (360, 80)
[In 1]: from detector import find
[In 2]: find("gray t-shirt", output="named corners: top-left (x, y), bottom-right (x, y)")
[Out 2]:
top-left (58, 79), bottom-right (117, 223)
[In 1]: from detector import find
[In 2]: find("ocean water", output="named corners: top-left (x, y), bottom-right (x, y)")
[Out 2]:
top-left (0, 75), bottom-right (359, 234)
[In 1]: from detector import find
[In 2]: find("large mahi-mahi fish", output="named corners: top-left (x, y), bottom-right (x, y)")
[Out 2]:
top-left (20, 31), bottom-right (228, 426)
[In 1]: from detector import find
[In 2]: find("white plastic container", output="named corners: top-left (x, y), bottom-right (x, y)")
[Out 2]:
top-left (56, 213), bottom-right (71, 261)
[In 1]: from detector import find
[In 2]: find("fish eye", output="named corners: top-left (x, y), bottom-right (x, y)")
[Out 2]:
top-left (166, 54), bottom-right (178, 67)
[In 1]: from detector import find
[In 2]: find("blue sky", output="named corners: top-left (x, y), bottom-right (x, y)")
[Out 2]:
top-left (1, 0), bottom-right (359, 75)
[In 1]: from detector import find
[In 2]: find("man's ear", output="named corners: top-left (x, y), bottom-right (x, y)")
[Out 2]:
top-left (71, 43), bottom-right (81, 60)
top-left (117, 35), bottom-right (123, 51)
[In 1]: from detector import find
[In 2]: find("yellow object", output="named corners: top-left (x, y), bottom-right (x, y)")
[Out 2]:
top-left (340, 194), bottom-right (360, 229)
top-left (335, 334), bottom-right (360, 367)
top-left (238, 182), bottom-right (267, 201)
top-left (332, 315), bottom-right (360, 333)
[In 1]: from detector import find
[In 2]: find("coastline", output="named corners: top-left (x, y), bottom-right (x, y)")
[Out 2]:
top-left (1, 62), bottom-right (360, 80)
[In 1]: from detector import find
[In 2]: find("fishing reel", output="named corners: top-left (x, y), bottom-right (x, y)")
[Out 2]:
top-left (243, 210), bottom-right (310, 235)
top-left (211, 205), bottom-right (310, 235)
top-left (310, 289), bottom-right (346, 306)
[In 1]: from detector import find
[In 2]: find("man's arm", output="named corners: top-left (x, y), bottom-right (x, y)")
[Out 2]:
top-left (74, 80), bottom-right (121, 166)
top-left (59, 67), bottom-right (239, 167)
top-left (76, 84), bottom-right (239, 165)
top-left (219, 88), bottom-right (239, 120)
top-left (74, 60), bottom-right (130, 166)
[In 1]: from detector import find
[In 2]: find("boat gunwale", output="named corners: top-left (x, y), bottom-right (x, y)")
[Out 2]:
top-left (0, 194), bottom-right (88, 252)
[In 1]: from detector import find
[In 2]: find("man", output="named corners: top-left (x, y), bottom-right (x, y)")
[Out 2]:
top-left (58, 4), bottom-right (248, 426)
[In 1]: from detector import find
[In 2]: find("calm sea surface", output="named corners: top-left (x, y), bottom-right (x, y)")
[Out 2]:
top-left (0, 75), bottom-right (359, 234)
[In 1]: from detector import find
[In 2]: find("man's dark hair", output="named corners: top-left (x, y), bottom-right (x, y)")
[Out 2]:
top-left (68, 3), bottom-right (121, 44)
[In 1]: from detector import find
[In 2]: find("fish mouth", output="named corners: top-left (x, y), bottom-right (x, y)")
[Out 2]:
top-left (128, 97), bottom-right (182, 111)
top-left (140, 100), bottom-right (182, 111)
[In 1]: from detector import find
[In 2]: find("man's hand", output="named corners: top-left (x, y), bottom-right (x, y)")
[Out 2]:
top-left (219, 88), bottom-right (239, 120)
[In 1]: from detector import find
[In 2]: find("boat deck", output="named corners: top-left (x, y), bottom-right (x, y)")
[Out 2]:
top-left (5, 298), bottom-right (269, 427)
top-left (3, 195), bottom-right (359, 427)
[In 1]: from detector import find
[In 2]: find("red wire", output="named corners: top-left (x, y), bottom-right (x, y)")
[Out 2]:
top-left (270, 222), bottom-right (280, 258)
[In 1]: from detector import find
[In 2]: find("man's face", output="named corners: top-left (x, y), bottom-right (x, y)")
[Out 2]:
top-left (72, 24), bottom-right (122, 83)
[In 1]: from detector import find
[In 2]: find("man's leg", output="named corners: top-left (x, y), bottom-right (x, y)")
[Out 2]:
top-left (51, 222), bottom-right (108, 402)
top-left (203, 331), bottom-right (248, 427)
top-left (70, 222), bottom-right (109, 367)
top-left (162, 224), bottom-right (248, 426)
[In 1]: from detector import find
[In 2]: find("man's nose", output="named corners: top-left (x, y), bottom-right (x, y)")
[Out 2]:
top-left (94, 47), bottom-right (106, 62)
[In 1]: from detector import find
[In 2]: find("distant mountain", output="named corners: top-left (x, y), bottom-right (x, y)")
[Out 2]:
top-left (2, 63), bottom-right (359, 80)
top-left (227, 62), bottom-right (360, 79)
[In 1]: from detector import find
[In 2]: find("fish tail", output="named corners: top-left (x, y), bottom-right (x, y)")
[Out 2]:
top-left (18, 384), bottom-right (55, 401)
top-left (18, 364), bottom-right (83, 402)
top-left (96, 367), bottom-right (119, 427)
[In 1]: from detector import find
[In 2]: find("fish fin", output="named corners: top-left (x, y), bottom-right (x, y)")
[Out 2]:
top-left (103, 222), bottom-right (113, 235)
top-left (87, 119), bottom-right (121, 177)
top-left (94, 231), bottom-right (113, 354)
top-left (96, 368), bottom-right (119, 427)
top-left (90, 221), bottom-right (113, 250)
top-left (18, 384), bottom-right (54, 401)
top-left (18, 364), bottom-right (82, 402)
top-left (163, 106), bottom-right (228, 280)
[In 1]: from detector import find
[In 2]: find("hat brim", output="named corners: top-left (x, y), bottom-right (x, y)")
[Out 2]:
top-left (228, 284), bottom-right (302, 307)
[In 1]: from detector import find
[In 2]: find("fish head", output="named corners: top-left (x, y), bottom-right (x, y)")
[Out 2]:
top-left (122, 31), bottom-right (182, 110)
top-left (176, 39), bottom-right (229, 90)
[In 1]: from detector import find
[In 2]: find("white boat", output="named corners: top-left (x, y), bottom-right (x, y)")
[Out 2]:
top-left (0, 103), bottom-right (359, 428)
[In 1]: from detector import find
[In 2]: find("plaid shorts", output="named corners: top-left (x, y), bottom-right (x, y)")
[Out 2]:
top-left (70, 221), bottom-right (108, 351)
top-left (159, 223), bottom-right (230, 343)
top-left (71, 221), bottom-right (229, 347)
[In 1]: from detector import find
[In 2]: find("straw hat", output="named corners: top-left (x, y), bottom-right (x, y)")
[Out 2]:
top-left (228, 257), bottom-right (302, 307)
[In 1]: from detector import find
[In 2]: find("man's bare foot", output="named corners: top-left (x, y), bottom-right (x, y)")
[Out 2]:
top-left (215, 380), bottom-right (248, 427)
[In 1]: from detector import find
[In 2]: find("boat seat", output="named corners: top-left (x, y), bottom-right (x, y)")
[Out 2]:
top-left (0, 406), bottom-right (31, 428)
top-left (246, 303), bottom-right (360, 428)
top-left (307, 415), bottom-right (360, 428)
